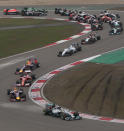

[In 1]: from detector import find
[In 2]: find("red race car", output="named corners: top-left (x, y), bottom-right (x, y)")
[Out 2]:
top-left (101, 15), bottom-right (112, 23)
top-left (16, 73), bottom-right (36, 87)
top-left (3, 9), bottom-right (20, 15)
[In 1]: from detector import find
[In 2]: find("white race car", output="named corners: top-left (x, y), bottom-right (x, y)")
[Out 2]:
top-left (57, 43), bottom-right (82, 57)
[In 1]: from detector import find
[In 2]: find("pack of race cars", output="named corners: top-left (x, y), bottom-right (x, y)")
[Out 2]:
top-left (7, 57), bottom-right (40, 102)
top-left (55, 8), bottom-right (123, 35)
top-left (55, 9), bottom-right (123, 57)
top-left (5, 8), bottom-right (123, 121)
top-left (3, 7), bottom-right (48, 16)
top-left (7, 57), bottom-right (82, 121)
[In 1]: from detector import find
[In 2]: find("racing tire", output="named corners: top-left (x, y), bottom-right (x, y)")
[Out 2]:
top-left (81, 39), bottom-right (85, 45)
top-left (26, 79), bottom-right (32, 84)
top-left (57, 51), bottom-right (62, 57)
top-left (21, 95), bottom-right (26, 101)
top-left (36, 63), bottom-right (40, 68)
top-left (16, 80), bottom-right (21, 84)
top-left (3, 12), bottom-right (7, 15)
top-left (73, 112), bottom-right (79, 116)
top-left (97, 36), bottom-right (101, 40)
top-left (60, 113), bottom-right (65, 120)
top-left (65, 117), bottom-right (71, 121)
top-left (77, 47), bottom-right (82, 51)
top-left (91, 25), bottom-right (96, 31)
top-left (69, 51), bottom-right (73, 56)
top-left (21, 10), bottom-right (25, 16)
top-left (31, 74), bottom-right (36, 80)
top-left (116, 14), bottom-right (120, 18)
top-left (7, 89), bottom-right (11, 95)
top-left (15, 68), bottom-right (20, 74)
top-left (98, 26), bottom-right (103, 30)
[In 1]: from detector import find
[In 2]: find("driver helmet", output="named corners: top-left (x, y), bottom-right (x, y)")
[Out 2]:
top-left (14, 87), bottom-right (17, 92)
top-left (57, 106), bottom-right (61, 109)
top-left (52, 103), bottom-right (55, 108)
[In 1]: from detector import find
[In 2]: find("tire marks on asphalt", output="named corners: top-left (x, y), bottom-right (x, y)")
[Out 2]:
top-left (85, 70), bottom-right (113, 111)
top-left (98, 74), bottom-right (112, 115)
top-left (113, 77), bottom-right (124, 117)
top-left (71, 65), bottom-right (104, 107)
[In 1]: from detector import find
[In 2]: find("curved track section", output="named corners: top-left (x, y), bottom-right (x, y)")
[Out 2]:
top-left (0, 11), bottom-right (124, 131)
top-left (29, 49), bottom-right (124, 124)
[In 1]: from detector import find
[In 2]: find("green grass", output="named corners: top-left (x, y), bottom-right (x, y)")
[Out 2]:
top-left (90, 48), bottom-right (124, 64)
top-left (0, 22), bottom-right (82, 58)
top-left (0, 18), bottom-right (60, 27)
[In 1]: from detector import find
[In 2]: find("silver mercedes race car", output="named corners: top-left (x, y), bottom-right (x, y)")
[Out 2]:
top-left (43, 103), bottom-right (82, 121)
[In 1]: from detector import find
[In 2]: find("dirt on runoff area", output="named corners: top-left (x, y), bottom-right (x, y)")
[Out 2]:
top-left (0, 0), bottom-right (124, 6)
top-left (44, 62), bottom-right (124, 119)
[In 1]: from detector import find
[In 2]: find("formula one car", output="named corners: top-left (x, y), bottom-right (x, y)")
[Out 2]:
top-left (55, 8), bottom-right (62, 14)
top-left (99, 11), bottom-right (120, 23)
top-left (16, 73), bottom-right (36, 87)
top-left (60, 111), bottom-right (82, 121)
top-left (7, 88), bottom-right (26, 102)
top-left (3, 8), bottom-right (20, 15)
top-left (43, 103), bottom-right (61, 117)
top-left (91, 23), bottom-right (103, 31)
top-left (100, 15), bottom-right (112, 23)
top-left (15, 58), bottom-right (40, 75)
top-left (55, 8), bottom-right (72, 16)
top-left (43, 103), bottom-right (82, 121)
top-left (21, 7), bottom-right (47, 16)
top-left (15, 65), bottom-right (32, 75)
top-left (109, 27), bottom-right (123, 35)
top-left (109, 20), bottom-right (123, 28)
top-left (81, 34), bottom-right (101, 45)
top-left (57, 43), bottom-right (82, 57)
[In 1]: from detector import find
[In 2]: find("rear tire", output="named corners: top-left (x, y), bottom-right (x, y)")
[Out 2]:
top-left (31, 74), bottom-right (36, 80)
top-left (81, 39), bottom-right (85, 45)
top-left (57, 51), bottom-right (62, 57)
top-left (7, 89), bottom-right (11, 95)
top-left (97, 36), bottom-right (101, 40)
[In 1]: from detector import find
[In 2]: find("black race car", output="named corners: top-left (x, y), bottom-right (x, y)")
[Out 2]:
top-left (91, 23), bottom-right (103, 31)
top-left (21, 7), bottom-right (47, 16)
top-left (81, 34), bottom-right (101, 45)
top-left (109, 27), bottom-right (123, 35)
top-left (7, 88), bottom-right (26, 102)
top-left (55, 8), bottom-right (71, 16)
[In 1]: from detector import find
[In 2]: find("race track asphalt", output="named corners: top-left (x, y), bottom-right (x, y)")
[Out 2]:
top-left (0, 10), bottom-right (124, 131)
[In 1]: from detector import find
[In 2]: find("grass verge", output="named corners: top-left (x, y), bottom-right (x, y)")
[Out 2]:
top-left (0, 18), bottom-right (60, 27)
top-left (0, 19), bottom-right (83, 58)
